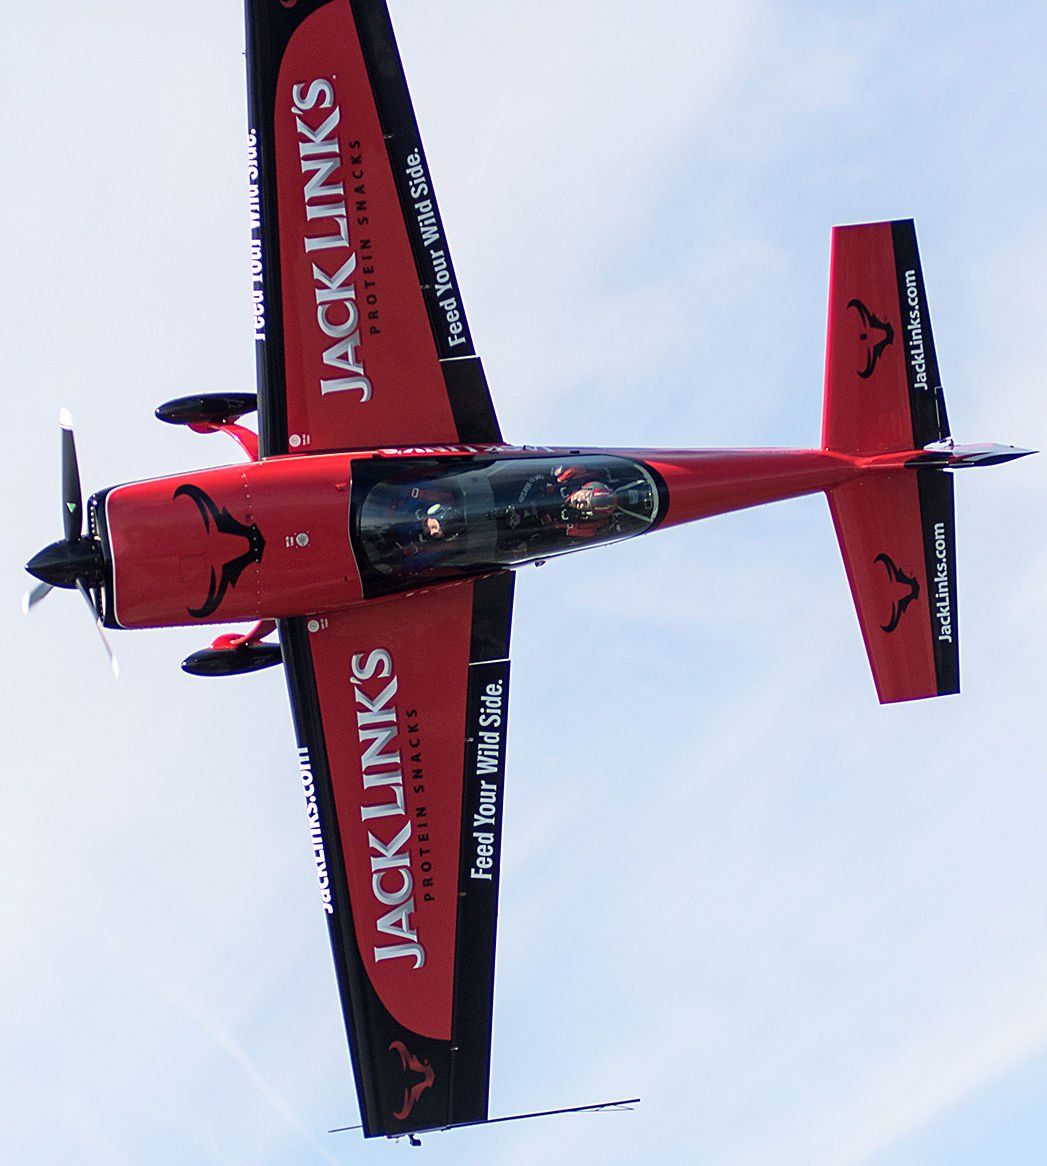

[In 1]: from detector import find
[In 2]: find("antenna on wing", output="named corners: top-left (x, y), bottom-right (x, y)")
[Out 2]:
top-left (329, 1096), bottom-right (641, 1144)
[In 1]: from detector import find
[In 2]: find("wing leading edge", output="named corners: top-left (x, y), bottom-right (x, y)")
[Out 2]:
top-left (279, 572), bottom-right (514, 1136)
top-left (245, 0), bottom-right (500, 456)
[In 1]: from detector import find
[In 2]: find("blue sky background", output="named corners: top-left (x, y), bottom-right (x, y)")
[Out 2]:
top-left (2, 2), bottom-right (1045, 1163)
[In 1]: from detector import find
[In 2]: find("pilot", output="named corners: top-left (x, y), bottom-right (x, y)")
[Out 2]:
top-left (368, 485), bottom-right (463, 572)
top-left (494, 465), bottom-right (620, 554)
top-left (419, 502), bottom-right (462, 542)
top-left (554, 469), bottom-right (618, 537)
top-left (562, 480), bottom-right (617, 524)
top-left (395, 500), bottom-right (463, 572)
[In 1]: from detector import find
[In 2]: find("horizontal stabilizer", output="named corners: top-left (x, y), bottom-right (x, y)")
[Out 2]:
top-left (828, 469), bottom-right (958, 703)
top-left (941, 443), bottom-right (1036, 469)
top-left (823, 220), bottom-right (949, 455)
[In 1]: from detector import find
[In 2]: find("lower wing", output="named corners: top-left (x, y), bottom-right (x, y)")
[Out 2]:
top-left (278, 572), bottom-right (514, 1136)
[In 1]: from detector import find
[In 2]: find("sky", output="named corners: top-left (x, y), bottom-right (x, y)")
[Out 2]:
top-left (2, 1), bottom-right (1045, 1163)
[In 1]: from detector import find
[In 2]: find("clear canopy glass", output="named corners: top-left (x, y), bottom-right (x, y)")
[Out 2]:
top-left (354, 455), bottom-right (660, 582)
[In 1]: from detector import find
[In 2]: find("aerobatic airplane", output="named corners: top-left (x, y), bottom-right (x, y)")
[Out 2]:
top-left (24, 0), bottom-right (1031, 1143)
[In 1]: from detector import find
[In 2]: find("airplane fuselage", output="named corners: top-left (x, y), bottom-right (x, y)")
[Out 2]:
top-left (92, 442), bottom-right (863, 631)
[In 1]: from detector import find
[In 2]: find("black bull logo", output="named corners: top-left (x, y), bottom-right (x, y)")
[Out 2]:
top-left (848, 298), bottom-right (894, 379)
top-left (388, 1040), bottom-right (436, 1121)
top-left (875, 552), bottom-right (920, 633)
top-left (174, 483), bottom-right (266, 618)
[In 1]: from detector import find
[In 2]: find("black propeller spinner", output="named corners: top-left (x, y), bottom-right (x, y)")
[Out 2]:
top-left (24, 411), bottom-right (116, 675)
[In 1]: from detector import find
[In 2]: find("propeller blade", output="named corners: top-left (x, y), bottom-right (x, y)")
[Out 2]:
top-left (60, 408), bottom-right (83, 542)
top-left (77, 580), bottom-right (119, 679)
top-left (22, 582), bottom-right (53, 613)
top-left (27, 417), bottom-right (113, 675)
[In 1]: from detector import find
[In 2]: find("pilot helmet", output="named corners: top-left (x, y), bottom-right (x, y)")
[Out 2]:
top-left (421, 502), bottom-right (462, 540)
top-left (564, 481), bottom-right (617, 520)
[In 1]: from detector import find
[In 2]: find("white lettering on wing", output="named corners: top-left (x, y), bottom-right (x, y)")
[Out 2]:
top-left (470, 678), bottom-right (505, 882)
top-left (298, 746), bottom-right (334, 915)
top-left (351, 648), bottom-right (426, 969)
top-left (291, 79), bottom-right (373, 402)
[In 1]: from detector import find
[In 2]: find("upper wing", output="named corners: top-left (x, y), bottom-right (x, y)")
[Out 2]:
top-left (278, 572), bottom-right (514, 1137)
top-left (822, 219), bottom-right (949, 455)
top-left (246, 0), bottom-right (501, 456)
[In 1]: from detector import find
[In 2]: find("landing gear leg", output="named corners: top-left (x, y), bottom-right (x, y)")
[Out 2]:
top-left (155, 393), bottom-right (260, 461)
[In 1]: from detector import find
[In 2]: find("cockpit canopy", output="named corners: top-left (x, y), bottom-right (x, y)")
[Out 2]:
top-left (353, 455), bottom-right (660, 594)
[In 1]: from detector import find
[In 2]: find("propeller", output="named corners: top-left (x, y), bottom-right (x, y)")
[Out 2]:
top-left (24, 410), bottom-right (118, 677)
top-left (60, 408), bottom-right (82, 540)
top-left (22, 581), bottom-right (52, 612)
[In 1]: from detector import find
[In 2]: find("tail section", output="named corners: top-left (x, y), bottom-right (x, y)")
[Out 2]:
top-left (827, 469), bottom-right (958, 702)
top-left (822, 219), bottom-right (949, 455)
top-left (822, 220), bottom-right (992, 703)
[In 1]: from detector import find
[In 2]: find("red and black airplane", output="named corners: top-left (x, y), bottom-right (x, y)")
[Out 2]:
top-left (24, 0), bottom-right (1031, 1143)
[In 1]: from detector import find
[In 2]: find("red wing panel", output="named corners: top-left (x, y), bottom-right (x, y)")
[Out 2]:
top-left (279, 572), bottom-right (514, 1136)
top-left (822, 220), bottom-right (948, 455)
top-left (245, 0), bottom-right (501, 456)
top-left (828, 470), bottom-right (958, 702)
